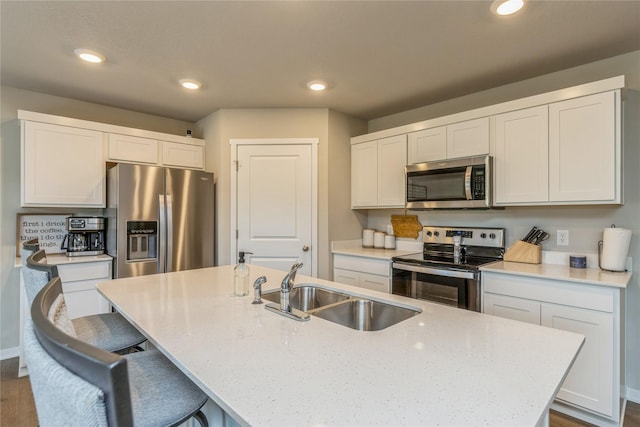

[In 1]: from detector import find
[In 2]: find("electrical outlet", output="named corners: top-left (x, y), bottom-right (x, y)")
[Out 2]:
top-left (557, 230), bottom-right (569, 246)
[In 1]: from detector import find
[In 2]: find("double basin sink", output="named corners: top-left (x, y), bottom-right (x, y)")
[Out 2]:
top-left (261, 285), bottom-right (421, 331)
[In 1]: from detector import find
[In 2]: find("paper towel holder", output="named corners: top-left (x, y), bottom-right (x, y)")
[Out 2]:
top-left (598, 224), bottom-right (629, 272)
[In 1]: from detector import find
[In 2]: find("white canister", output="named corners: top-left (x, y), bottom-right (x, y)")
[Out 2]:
top-left (599, 226), bottom-right (632, 272)
top-left (362, 229), bottom-right (375, 248)
top-left (384, 234), bottom-right (396, 249)
top-left (374, 232), bottom-right (386, 248)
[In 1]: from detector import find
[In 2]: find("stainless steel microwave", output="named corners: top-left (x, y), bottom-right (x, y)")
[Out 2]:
top-left (405, 155), bottom-right (493, 209)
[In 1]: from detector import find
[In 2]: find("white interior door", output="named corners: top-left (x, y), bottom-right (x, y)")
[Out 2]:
top-left (235, 142), bottom-right (315, 276)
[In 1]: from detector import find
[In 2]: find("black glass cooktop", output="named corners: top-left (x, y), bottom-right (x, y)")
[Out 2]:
top-left (392, 252), bottom-right (501, 270)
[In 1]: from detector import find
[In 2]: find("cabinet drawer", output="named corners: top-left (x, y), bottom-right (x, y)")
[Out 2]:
top-left (333, 268), bottom-right (359, 286)
top-left (483, 293), bottom-right (541, 324)
top-left (482, 272), bottom-right (614, 312)
top-left (359, 273), bottom-right (390, 293)
top-left (57, 262), bottom-right (111, 283)
top-left (333, 255), bottom-right (390, 276)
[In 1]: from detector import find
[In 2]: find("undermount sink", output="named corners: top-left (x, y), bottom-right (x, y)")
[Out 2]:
top-left (311, 298), bottom-right (421, 331)
top-left (262, 285), bottom-right (421, 331)
top-left (261, 285), bottom-right (351, 311)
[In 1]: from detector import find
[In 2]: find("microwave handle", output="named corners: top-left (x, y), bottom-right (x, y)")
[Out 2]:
top-left (464, 166), bottom-right (473, 200)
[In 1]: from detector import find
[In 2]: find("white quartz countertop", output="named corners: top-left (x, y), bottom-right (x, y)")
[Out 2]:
top-left (97, 265), bottom-right (583, 427)
top-left (14, 253), bottom-right (112, 268)
top-left (331, 239), bottom-right (422, 260)
top-left (481, 261), bottom-right (632, 288)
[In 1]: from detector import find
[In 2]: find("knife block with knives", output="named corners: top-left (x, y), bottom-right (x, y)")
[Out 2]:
top-left (503, 226), bottom-right (548, 264)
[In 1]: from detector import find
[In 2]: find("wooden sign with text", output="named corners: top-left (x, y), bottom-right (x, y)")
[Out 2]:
top-left (16, 214), bottom-right (69, 256)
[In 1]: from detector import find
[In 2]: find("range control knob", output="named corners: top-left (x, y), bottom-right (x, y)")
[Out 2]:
top-left (480, 233), bottom-right (487, 239)
top-left (434, 231), bottom-right (440, 237)
top-left (489, 233), bottom-right (496, 239)
top-left (426, 231), bottom-right (432, 237)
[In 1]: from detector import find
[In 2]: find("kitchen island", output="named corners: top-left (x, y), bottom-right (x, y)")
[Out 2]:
top-left (97, 265), bottom-right (584, 427)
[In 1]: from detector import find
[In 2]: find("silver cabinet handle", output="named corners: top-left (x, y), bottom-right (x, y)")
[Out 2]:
top-left (302, 245), bottom-right (309, 252)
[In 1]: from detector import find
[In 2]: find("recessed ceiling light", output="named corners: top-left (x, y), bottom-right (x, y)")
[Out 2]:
top-left (491, 0), bottom-right (524, 16)
top-left (74, 49), bottom-right (106, 63)
top-left (179, 79), bottom-right (201, 90)
top-left (307, 80), bottom-right (327, 91)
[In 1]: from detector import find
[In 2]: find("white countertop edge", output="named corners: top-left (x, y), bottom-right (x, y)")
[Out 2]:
top-left (331, 239), bottom-right (422, 259)
top-left (14, 253), bottom-right (113, 268)
top-left (481, 261), bottom-right (632, 288)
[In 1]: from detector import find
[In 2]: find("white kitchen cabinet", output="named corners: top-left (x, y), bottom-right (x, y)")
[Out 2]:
top-left (333, 254), bottom-right (391, 293)
top-left (549, 91), bottom-right (619, 203)
top-left (446, 117), bottom-right (490, 159)
top-left (162, 141), bottom-right (204, 169)
top-left (407, 118), bottom-right (489, 164)
top-left (407, 126), bottom-right (446, 163)
top-left (351, 135), bottom-right (406, 208)
top-left (21, 121), bottom-right (105, 207)
top-left (493, 105), bottom-right (549, 204)
top-left (482, 271), bottom-right (622, 425)
top-left (18, 256), bottom-right (113, 377)
top-left (107, 133), bottom-right (159, 164)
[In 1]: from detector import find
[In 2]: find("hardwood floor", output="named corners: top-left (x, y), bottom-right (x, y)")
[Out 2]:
top-left (2, 356), bottom-right (640, 426)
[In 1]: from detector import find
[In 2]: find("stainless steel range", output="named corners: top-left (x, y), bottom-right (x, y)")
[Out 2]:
top-left (391, 226), bottom-right (505, 311)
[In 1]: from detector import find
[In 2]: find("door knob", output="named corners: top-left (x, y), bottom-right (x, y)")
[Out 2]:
top-left (302, 245), bottom-right (309, 252)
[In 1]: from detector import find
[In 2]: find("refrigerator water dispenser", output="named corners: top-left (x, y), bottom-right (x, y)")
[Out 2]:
top-left (127, 221), bottom-right (158, 261)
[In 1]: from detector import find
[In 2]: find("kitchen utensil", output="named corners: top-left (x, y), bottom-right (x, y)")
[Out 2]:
top-left (391, 214), bottom-right (422, 239)
top-left (522, 226), bottom-right (538, 243)
top-left (533, 232), bottom-right (549, 245)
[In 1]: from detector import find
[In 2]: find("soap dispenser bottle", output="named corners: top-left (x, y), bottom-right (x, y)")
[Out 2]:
top-left (234, 251), bottom-right (252, 296)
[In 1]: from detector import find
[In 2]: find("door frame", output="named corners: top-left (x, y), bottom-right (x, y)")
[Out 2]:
top-left (229, 138), bottom-right (319, 277)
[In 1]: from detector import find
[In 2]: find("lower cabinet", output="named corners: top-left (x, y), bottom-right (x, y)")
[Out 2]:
top-left (482, 272), bottom-right (622, 425)
top-left (18, 257), bottom-right (112, 376)
top-left (332, 254), bottom-right (391, 293)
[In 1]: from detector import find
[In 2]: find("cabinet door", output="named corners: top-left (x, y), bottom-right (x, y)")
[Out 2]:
top-left (22, 121), bottom-right (105, 207)
top-left (446, 117), bottom-right (489, 159)
top-left (542, 303), bottom-right (614, 417)
top-left (549, 91), bottom-right (618, 203)
top-left (377, 135), bottom-right (407, 207)
top-left (333, 268), bottom-right (359, 286)
top-left (108, 133), bottom-right (158, 164)
top-left (351, 140), bottom-right (379, 207)
top-left (162, 141), bottom-right (204, 169)
top-left (493, 106), bottom-right (549, 204)
top-left (483, 293), bottom-right (541, 324)
top-left (407, 126), bottom-right (446, 163)
top-left (58, 261), bottom-right (112, 319)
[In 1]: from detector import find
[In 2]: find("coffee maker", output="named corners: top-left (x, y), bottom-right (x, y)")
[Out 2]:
top-left (62, 217), bottom-right (106, 256)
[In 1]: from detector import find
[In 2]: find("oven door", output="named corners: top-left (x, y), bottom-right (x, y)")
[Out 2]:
top-left (391, 262), bottom-right (480, 311)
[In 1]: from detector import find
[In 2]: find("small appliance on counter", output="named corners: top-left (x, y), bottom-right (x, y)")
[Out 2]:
top-left (61, 216), bottom-right (106, 256)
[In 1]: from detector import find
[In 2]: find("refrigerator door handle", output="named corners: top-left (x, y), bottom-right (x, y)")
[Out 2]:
top-left (158, 194), bottom-right (166, 273)
top-left (166, 194), bottom-right (174, 272)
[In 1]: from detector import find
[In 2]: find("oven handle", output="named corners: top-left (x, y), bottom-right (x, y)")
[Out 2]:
top-left (392, 262), bottom-right (477, 280)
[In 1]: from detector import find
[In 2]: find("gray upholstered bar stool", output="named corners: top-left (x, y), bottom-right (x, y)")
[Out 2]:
top-left (25, 276), bottom-right (208, 427)
top-left (23, 249), bottom-right (146, 353)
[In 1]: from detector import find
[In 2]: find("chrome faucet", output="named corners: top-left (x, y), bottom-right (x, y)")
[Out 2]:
top-left (280, 262), bottom-right (303, 313)
top-left (252, 276), bottom-right (267, 304)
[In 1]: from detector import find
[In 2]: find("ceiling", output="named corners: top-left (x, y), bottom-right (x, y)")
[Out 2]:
top-left (2, 1), bottom-right (639, 123)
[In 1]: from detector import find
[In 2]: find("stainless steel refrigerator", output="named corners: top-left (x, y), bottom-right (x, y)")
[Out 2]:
top-left (106, 163), bottom-right (215, 278)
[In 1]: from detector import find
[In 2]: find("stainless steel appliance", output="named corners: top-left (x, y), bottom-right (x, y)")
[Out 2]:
top-left (391, 226), bottom-right (505, 311)
top-left (405, 155), bottom-right (493, 209)
top-left (62, 217), bottom-right (105, 257)
top-left (106, 164), bottom-right (215, 279)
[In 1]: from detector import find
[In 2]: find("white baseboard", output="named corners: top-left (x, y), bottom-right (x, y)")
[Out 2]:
top-left (0, 346), bottom-right (20, 360)
top-left (627, 386), bottom-right (640, 404)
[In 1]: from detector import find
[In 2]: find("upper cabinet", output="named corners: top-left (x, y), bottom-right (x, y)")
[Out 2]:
top-left (548, 91), bottom-right (618, 203)
top-left (22, 121), bottom-right (105, 207)
top-left (407, 117), bottom-right (489, 164)
top-left (19, 110), bottom-right (206, 208)
top-left (352, 135), bottom-right (407, 209)
top-left (493, 91), bottom-right (620, 206)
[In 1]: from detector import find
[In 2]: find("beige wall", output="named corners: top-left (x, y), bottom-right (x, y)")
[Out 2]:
top-left (0, 86), bottom-right (197, 355)
top-left (364, 51), bottom-right (640, 396)
top-left (196, 108), bottom-right (366, 278)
